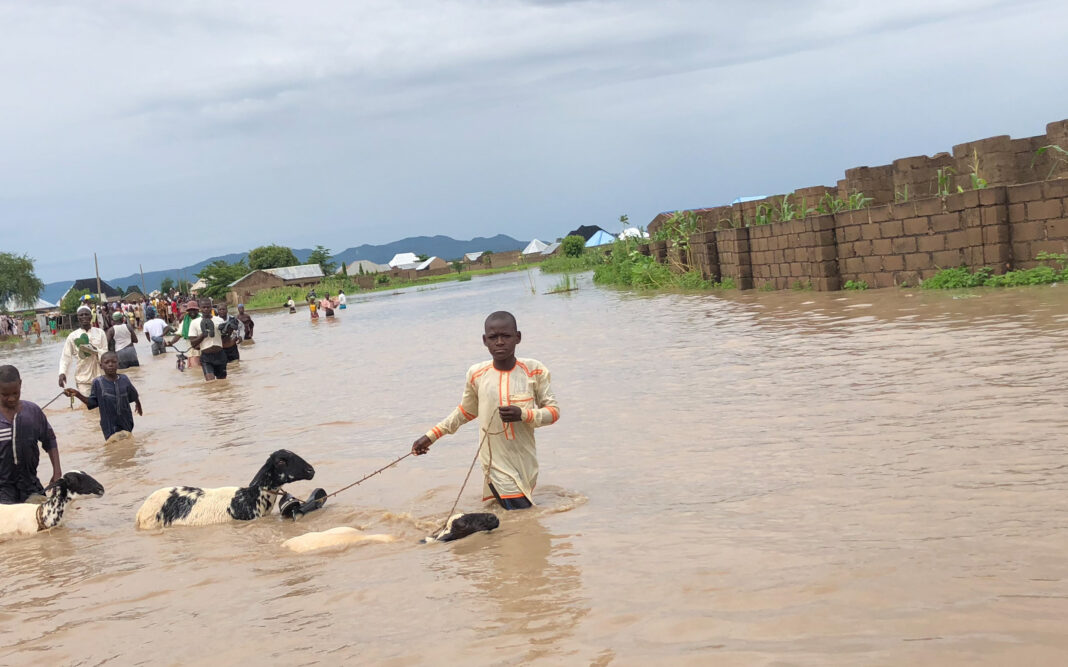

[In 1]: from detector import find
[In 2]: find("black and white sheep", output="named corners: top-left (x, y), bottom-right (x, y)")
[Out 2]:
top-left (135, 449), bottom-right (314, 529)
top-left (422, 512), bottom-right (500, 543)
top-left (0, 471), bottom-right (105, 537)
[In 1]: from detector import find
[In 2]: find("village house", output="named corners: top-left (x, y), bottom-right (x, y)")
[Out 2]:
top-left (226, 264), bottom-right (324, 305)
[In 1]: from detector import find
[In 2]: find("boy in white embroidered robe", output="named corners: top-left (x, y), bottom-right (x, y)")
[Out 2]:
top-left (412, 311), bottom-right (559, 509)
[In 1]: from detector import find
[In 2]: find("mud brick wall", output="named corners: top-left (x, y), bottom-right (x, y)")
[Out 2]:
top-left (892, 153), bottom-right (956, 200)
top-left (834, 190), bottom-right (1010, 288)
top-left (748, 216), bottom-right (840, 290)
top-left (485, 250), bottom-right (521, 268)
top-left (1006, 180), bottom-right (1068, 268)
top-left (647, 240), bottom-right (668, 263)
top-left (839, 165), bottom-right (895, 205)
top-left (713, 227), bottom-right (753, 289)
top-left (688, 231), bottom-right (720, 280)
top-left (666, 241), bottom-right (689, 272)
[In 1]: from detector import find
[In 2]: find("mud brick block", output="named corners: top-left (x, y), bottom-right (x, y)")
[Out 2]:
top-left (919, 267), bottom-right (942, 280)
top-left (918, 235), bottom-right (945, 252)
top-left (854, 240), bottom-right (873, 256)
top-left (812, 216), bottom-right (836, 232)
top-left (945, 190), bottom-right (980, 212)
top-left (1012, 220), bottom-right (1045, 241)
top-left (966, 227), bottom-right (984, 246)
top-left (966, 246), bottom-right (985, 265)
top-left (880, 220), bottom-right (903, 237)
top-left (866, 206), bottom-right (891, 223)
top-left (930, 213), bottom-right (962, 232)
top-left (962, 208), bottom-right (982, 228)
top-left (814, 277), bottom-right (840, 291)
top-left (1007, 203), bottom-right (1026, 221)
top-left (903, 217), bottom-right (928, 235)
top-left (893, 237), bottom-right (918, 253)
top-left (983, 244), bottom-right (1011, 265)
top-left (1031, 239), bottom-right (1068, 255)
top-left (897, 271), bottom-right (921, 286)
top-left (979, 187), bottom-right (1007, 205)
top-left (1041, 179), bottom-right (1068, 199)
top-left (818, 230), bottom-right (837, 245)
top-left (905, 252), bottom-right (931, 270)
top-left (839, 225), bottom-right (861, 242)
top-left (1027, 199), bottom-right (1063, 220)
top-left (862, 256), bottom-right (882, 272)
top-left (859, 272), bottom-right (878, 286)
top-left (983, 225), bottom-right (1011, 245)
top-left (874, 273), bottom-right (896, 288)
top-left (883, 254), bottom-right (904, 271)
top-left (839, 242), bottom-right (856, 258)
top-left (1012, 242), bottom-right (1031, 262)
top-left (910, 197), bottom-right (945, 216)
top-left (1046, 218), bottom-right (1068, 239)
top-left (943, 231), bottom-right (968, 249)
top-left (1007, 182), bottom-right (1044, 203)
top-left (844, 257), bottom-right (864, 273)
top-left (816, 260), bottom-right (839, 277)
top-left (980, 207), bottom-right (1007, 226)
top-left (871, 239), bottom-right (892, 255)
top-left (789, 262), bottom-right (802, 275)
top-left (933, 249), bottom-right (964, 267)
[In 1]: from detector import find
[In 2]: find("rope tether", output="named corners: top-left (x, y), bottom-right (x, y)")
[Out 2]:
top-left (39, 391), bottom-right (66, 410)
top-left (435, 412), bottom-right (507, 535)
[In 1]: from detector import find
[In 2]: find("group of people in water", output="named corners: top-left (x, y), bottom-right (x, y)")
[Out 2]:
top-left (3, 301), bottom-right (559, 523)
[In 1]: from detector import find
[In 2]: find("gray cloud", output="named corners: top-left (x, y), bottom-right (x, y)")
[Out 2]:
top-left (2, 0), bottom-right (1065, 282)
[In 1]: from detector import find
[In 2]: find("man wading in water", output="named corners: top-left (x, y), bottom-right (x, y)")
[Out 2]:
top-left (1, 365), bottom-right (62, 503)
top-left (58, 305), bottom-right (107, 397)
top-left (412, 311), bottom-right (559, 509)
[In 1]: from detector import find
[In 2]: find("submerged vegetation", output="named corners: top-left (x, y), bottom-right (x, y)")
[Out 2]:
top-left (922, 253), bottom-right (1068, 289)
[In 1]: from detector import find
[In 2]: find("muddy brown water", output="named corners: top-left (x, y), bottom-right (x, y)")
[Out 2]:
top-left (2, 271), bottom-right (1068, 665)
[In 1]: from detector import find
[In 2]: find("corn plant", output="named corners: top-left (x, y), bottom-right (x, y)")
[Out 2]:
top-left (1032, 144), bottom-right (1068, 180)
top-left (936, 166), bottom-right (955, 197)
top-left (817, 193), bottom-right (847, 214)
top-left (895, 185), bottom-right (910, 203)
top-left (847, 192), bottom-right (873, 210)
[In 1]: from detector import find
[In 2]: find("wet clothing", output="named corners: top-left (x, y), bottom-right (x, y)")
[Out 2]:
top-left (59, 327), bottom-right (107, 388)
top-left (144, 317), bottom-right (169, 355)
top-left (0, 402), bottom-right (57, 504)
top-left (425, 358), bottom-right (559, 505)
top-left (200, 349), bottom-right (228, 379)
top-left (112, 323), bottom-right (139, 368)
top-left (237, 313), bottom-right (254, 339)
top-left (85, 375), bottom-right (139, 440)
top-left (337, 293), bottom-right (346, 310)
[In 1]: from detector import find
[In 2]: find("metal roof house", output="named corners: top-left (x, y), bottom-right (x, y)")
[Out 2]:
top-left (59, 278), bottom-right (123, 304)
top-left (226, 264), bottom-right (325, 305)
top-left (388, 253), bottom-right (420, 268)
top-left (338, 260), bottom-right (390, 275)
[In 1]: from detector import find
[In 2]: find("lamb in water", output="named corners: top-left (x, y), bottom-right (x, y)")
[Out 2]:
top-left (135, 449), bottom-right (315, 529)
top-left (0, 471), bottom-right (105, 538)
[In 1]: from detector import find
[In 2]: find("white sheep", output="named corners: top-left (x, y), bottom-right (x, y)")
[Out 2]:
top-left (0, 471), bottom-right (105, 538)
top-left (282, 527), bottom-right (396, 553)
top-left (135, 449), bottom-right (315, 529)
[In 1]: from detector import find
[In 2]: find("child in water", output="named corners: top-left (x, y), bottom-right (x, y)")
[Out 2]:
top-left (65, 351), bottom-right (143, 441)
top-left (411, 311), bottom-right (560, 509)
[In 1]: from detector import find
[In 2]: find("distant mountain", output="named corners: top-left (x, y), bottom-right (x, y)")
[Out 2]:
top-left (40, 234), bottom-right (525, 303)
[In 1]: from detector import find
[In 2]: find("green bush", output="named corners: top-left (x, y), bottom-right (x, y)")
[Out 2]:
top-left (561, 235), bottom-right (586, 257)
top-left (843, 280), bottom-right (869, 290)
top-left (922, 253), bottom-right (1068, 289)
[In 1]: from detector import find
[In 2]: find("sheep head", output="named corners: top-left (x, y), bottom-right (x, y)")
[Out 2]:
top-left (249, 450), bottom-right (315, 489)
top-left (54, 471), bottom-right (105, 499)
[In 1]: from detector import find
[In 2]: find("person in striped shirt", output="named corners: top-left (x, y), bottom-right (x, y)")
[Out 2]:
top-left (0, 365), bottom-right (61, 504)
top-left (412, 311), bottom-right (560, 510)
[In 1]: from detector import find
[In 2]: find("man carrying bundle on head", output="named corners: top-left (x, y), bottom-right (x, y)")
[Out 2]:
top-left (411, 311), bottom-right (560, 510)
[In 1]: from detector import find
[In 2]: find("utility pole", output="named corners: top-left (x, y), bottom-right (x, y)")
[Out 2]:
top-left (140, 264), bottom-right (147, 296)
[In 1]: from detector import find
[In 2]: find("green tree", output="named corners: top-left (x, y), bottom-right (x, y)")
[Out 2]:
top-left (307, 245), bottom-right (336, 275)
top-left (248, 244), bottom-right (298, 270)
top-left (451, 259), bottom-right (463, 273)
top-left (417, 253), bottom-right (429, 261)
top-left (0, 252), bottom-right (44, 313)
top-left (159, 277), bottom-right (175, 294)
top-left (60, 288), bottom-right (91, 314)
top-left (562, 235), bottom-right (586, 257)
top-left (197, 259), bottom-right (250, 300)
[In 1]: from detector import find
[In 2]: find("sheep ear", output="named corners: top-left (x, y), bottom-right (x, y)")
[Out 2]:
top-left (275, 457), bottom-right (287, 468)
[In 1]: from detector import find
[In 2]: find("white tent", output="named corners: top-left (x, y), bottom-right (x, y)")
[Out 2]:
top-left (522, 239), bottom-right (549, 255)
top-left (618, 227), bottom-right (649, 239)
top-left (388, 252), bottom-right (419, 267)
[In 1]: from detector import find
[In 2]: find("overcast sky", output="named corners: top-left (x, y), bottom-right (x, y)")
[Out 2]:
top-left (3, 0), bottom-right (1068, 283)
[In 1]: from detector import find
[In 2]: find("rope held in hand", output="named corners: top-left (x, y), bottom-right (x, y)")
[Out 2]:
top-left (435, 411), bottom-right (507, 535)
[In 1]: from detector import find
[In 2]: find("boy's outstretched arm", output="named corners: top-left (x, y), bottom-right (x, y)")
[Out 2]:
top-left (412, 370), bottom-right (480, 456)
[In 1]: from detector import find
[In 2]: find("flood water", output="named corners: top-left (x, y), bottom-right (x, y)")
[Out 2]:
top-left (2, 270), bottom-right (1068, 665)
